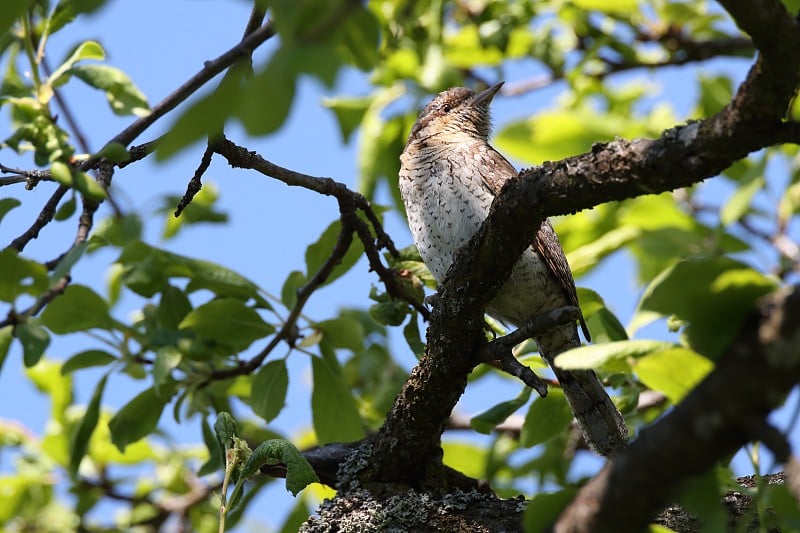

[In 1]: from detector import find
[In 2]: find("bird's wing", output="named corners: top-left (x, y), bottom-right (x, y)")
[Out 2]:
top-left (479, 146), bottom-right (591, 341)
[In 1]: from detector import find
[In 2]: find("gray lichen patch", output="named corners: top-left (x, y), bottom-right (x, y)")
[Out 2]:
top-left (300, 488), bottom-right (501, 533)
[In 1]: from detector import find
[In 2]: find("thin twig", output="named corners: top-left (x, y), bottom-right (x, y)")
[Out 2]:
top-left (211, 137), bottom-right (425, 316)
top-left (204, 200), bottom-right (356, 382)
top-left (175, 144), bottom-right (214, 217)
top-left (8, 185), bottom-right (69, 251)
top-left (83, 21), bottom-right (275, 163)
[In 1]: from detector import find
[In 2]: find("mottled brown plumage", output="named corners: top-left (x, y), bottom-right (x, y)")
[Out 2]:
top-left (399, 82), bottom-right (627, 456)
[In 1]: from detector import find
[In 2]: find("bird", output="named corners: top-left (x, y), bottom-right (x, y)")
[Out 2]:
top-left (398, 81), bottom-right (628, 456)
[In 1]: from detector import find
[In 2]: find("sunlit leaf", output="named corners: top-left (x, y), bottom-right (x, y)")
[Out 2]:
top-left (637, 257), bottom-right (777, 357)
top-left (71, 64), bottom-right (150, 116)
top-left (311, 356), bottom-right (365, 444)
top-left (635, 348), bottom-right (713, 404)
top-left (555, 340), bottom-right (674, 372)
top-left (49, 40), bottom-right (105, 87)
top-left (442, 441), bottom-right (489, 479)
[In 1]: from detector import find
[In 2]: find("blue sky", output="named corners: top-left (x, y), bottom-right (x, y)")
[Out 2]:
top-left (1, 1), bottom-right (796, 530)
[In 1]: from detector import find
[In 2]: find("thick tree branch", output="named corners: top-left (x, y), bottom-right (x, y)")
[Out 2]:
top-left (554, 286), bottom-right (800, 532)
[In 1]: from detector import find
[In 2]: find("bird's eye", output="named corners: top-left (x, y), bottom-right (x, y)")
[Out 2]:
top-left (442, 104), bottom-right (451, 112)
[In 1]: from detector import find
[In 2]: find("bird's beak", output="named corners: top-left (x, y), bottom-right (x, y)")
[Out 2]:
top-left (471, 81), bottom-right (504, 106)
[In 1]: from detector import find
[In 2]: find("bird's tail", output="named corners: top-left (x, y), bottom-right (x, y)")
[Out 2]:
top-left (537, 326), bottom-right (628, 457)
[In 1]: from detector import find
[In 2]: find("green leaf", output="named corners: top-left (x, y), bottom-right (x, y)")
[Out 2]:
top-left (336, 6), bottom-right (380, 70)
top-left (567, 225), bottom-right (640, 277)
top-left (214, 412), bottom-right (239, 450)
top-left (0, 326), bottom-right (13, 376)
top-left (69, 373), bottom-right (108, 476)
top-left (236, 47), bottom-right (297, 136)
top-left (720, 175), bottom-right (764, 225)
top-left (323, 95), bottom-right (373, 143)
top-left (369, 299), bottom-right (409, 326)
top-left (73, 170), bottom-right (107, 200)
top-left (471, 388), bottom-right (531, 434)
top-left (495, 107), bottom-right (647, 165)
top-left (0, 198), bottom-right (21, 223)
top-left (116, 241), bottom-right (263, 301)
top-left (524, 488), bottom-right (579, 532)
top-left (555, 340), bottom-right (674, 372)
top-left (90, 214), bottom-right (143, 250)
top-left (251, 360), bottom-right (289, 423)
top-left (15, 320), bottom-right (50, 367)
top-left (696, 73), bottom-right (733, 117)
top-left (54, 195), bottom-right (77, 221)
top-left (783, 0), bottom-right (800, 15)
top-left (71, 64), bottom-right (149, 116)
top-left (198, 417), bottom-right (224, 476)
top-left (315, 317), bottom-right (364, 352)
top-left (156, 285), bottom-right (192, 330)
top-left (179, 298), bottom-right (274, 351)
top-left (520, 389), bottom-right (573, 448)
top-left (311, 356), bottom-right (365, 444)
top-left (637, 257), bottom-right (777, 357)
top-left (108, 385), bottom-right (173, 452)
top-left (577, 288), bottom-right (628, 343)
top-left (356, 85), bottom-right (406, 199)
top-left (281, 270), bottom-right (306, 309)
top-left (238, 439), bottom-right (318, 495)
top-left (61, 349), bottom-right (117, 374)
top-left (442, 441), bottom-right (489, 480)
top-left (402, 315), bottom-right (426, 358)
top-left (0, 1), bottom-right (34, 39)
top-left (50, 161), bottom-right (73, 186)
top-left (677, 469), bottom-right (727, 532)
top-left (0, 249), bottom-right (49, 302)
top-left (305, 220), bottom-right (364, 286)
top-left (153, 346), bottom-right (182, 391)
top-left (161, 183), bottom-right (227, 239)
top-left (49, 40), bottom-right (105, 87)
top-left (40, 285), bottom-right (113, 333)
top-left (49, 242), bottom-right (87, 282)
top-left (97, 141), bottom-right (130, 163)
top-left (635, 348), bottom-right (713, 404)
top-left (156, 63), bottom-right (246, 159)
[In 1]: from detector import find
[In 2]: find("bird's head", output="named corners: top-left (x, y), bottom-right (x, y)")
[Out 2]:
top-left (406, 81), bottom-right (504, 146)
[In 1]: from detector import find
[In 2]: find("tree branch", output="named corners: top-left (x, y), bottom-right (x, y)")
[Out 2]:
top-left (554, 285), bottom-right (800, 532)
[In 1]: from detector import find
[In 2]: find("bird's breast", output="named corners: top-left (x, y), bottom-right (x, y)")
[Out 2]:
top-left (399, 143), bottom-right (496, 283)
